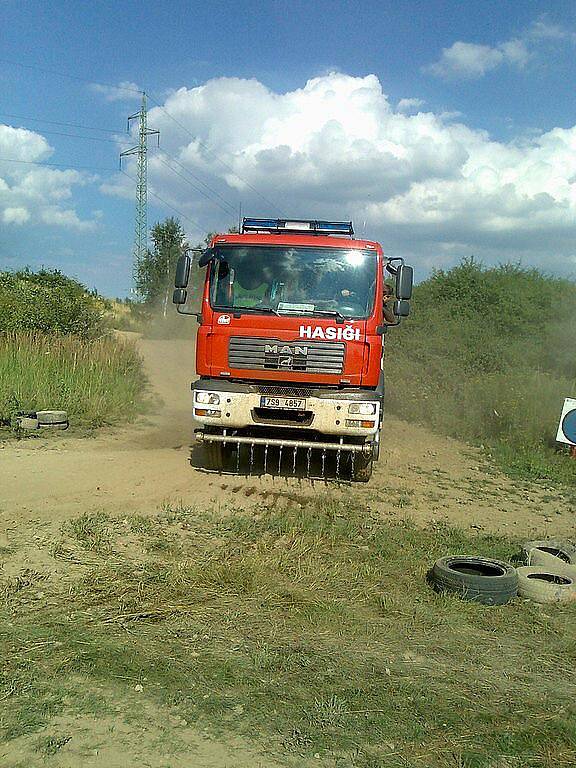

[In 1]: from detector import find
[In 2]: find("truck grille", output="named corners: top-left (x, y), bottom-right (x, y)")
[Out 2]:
top-left (229, 337), bottom-right (345, 375)
top-left (258, 385), bottom-right (314, 398)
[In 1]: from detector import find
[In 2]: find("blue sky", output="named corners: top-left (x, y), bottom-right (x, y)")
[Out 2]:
top-left (2, 0), bottom-right (576, 296)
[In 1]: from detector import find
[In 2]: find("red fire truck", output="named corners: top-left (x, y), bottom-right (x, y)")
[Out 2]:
top-left (173, 218), bottom-right (413, 481)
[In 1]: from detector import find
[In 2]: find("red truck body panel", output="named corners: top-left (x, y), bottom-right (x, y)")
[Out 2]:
top-left (196, 232), bottom-right (386, 388)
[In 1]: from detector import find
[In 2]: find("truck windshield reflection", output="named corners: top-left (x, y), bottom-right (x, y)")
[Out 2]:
top-left (210, 246), bottom-right (377, 318)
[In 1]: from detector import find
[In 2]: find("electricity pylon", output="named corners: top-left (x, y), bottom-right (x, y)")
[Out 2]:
top-left (120, 92), bottom-right (160, 288)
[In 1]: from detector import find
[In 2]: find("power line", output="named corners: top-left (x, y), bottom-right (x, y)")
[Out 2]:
top-left (120, 169), bottom-right (205, 231)
top-left (0, 113), bottom-right (121, 134)
top-left (0, 156), bottom-right (206, 230)
top-left (2, 58), bottom-right (282, 217)
top-left (0, 58), bottom-right (142, 94)
top-left (159, 148), bottom-right (239, 215)
top-left (154, 154), bottom-right (237, 218)
top-left (4, 114), bottom-right (244, 219)
top-left (0, 157), bottom-right (116, 172)
top-left (9, 128), bottom-right (121, 144)
top-left (147, 92), bottom-right (283, 215)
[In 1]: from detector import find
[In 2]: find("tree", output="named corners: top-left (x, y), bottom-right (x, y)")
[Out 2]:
top-left (135, 217), bottom-right (187, 305)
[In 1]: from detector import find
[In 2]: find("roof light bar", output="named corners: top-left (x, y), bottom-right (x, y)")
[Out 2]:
top-left (242, 217), bottom-right (354, 236)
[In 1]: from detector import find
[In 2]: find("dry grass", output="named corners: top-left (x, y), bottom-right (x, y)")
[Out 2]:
top-left (1, 496), bottom-right (575, 767)
top-left (0, 331), bottom-right (146, 431)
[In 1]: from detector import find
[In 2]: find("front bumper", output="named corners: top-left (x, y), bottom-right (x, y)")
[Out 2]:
top-left (192, 378), bottom-right (381, 438)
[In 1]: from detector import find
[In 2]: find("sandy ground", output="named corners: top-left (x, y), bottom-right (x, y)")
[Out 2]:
top-left (1, 333), bottom-right (574, 767)
top-left (0, 334), bottom-right (573, 537)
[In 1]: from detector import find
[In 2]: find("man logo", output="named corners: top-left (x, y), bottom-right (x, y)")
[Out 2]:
top-left (264, 344), bottom-right (309, 356)
top-left (279, 355), bottom-right (293, 367)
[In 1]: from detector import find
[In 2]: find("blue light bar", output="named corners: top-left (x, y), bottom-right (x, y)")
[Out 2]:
top-left (242, 217), bottom-right (354, 236)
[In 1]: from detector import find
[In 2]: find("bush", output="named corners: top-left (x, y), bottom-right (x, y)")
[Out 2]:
top-left (386, 259), bottom-right (576, 483)
top-left (0, 269), bottom-right (108, 338)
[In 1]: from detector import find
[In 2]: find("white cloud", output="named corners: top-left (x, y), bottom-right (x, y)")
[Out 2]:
top-left (90, 81), bottom-right (142, 102)
top-left (426, 39), bottom-right (527, 79)
top-left (0, 125), bottom-right (96, 230)
top-left (2, 206), bottom-right (29, 224)
top-left (100, 71), bottom-right (576, 275)
top-left (397, 98), bottom-right (425, 112)
top-left (426, 19), bottom-right (574, 80)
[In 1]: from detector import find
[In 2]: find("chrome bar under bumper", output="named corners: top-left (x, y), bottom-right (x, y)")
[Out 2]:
top-left (196, 431), bottom-right (372, 457)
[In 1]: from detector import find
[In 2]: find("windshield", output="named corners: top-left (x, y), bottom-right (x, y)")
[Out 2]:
top-left (209, 245), bottom-right (377, 318)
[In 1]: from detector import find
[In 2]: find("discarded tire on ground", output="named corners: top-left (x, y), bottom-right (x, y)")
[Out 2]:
top-left (17, 417), bottom-right (39, 430)
top-left (36, 410), bottom-right (68, 425)
top-left (516, 566), bottom-right (576, 603)
top-left (527, 548), bottom-right (576, 575)
top-left (521, 539), bottom-right (576, 565)
top-left (430, 556), bottom-right (518, 605)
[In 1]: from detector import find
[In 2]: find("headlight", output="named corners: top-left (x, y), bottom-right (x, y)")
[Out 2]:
top-left (348, 402), bottom-right (377, 415)
top-left (195, 391), bottom-right (220, 405)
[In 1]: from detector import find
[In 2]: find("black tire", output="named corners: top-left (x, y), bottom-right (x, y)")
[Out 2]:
top-left (37, 410), bottom-right (68, 425)
top-left (430, 556), bottom-right (518, 605)
top-left (350, 452), bottom-right (373, 482)
top-left (372, 431), bottom-right (381, 462)
top-left (38, 421), bottom-right (69, 430)
top-left (204, 440), bottom-right (232, 471)
top-left (521, 539), bottom-right (576, 565)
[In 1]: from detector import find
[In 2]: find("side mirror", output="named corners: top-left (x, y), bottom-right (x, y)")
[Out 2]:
top-left (396, 265), bottom-right (413, 300)
top-left (175, 254), bottom-right (191, 289)
top-left (173, 288), bottom-right (187, 305)
top-left (393, 299), bottom-right (410, 317)
top-left (198, 247), bottom-right (214, 268)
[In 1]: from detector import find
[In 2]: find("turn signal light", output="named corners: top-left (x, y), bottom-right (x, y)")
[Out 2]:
top-left (345, 419), bottom-right (375, 429)
top-left (194, 408), bottom-right (221, 417)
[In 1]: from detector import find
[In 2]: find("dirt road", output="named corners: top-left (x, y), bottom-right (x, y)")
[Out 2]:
top-left (0, 335), bottom-right (572, 537)
top-left (1, 335), bottom-right (574, 768)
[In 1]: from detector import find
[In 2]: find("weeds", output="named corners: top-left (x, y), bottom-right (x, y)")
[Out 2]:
top-left (386, 259), bottom-right (576, 486)
top-left (1, 496), bottom-right (575, 766)
top-left (0, 332), bottom-right (146, 431)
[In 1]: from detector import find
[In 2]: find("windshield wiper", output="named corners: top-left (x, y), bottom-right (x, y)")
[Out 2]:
top-left (217, 306), bottom-right (281, 317)
top-left (303, 308), bottom-right (351, 321)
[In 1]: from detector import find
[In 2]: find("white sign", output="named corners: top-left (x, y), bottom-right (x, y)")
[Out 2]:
top-left (217, 314), bottom-right (231, 325)
top-left (556, 397), bottom-right (576, 446)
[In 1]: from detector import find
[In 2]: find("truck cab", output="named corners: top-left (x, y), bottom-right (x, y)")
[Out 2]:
top-left (174, 217), bottom-right (413, 481)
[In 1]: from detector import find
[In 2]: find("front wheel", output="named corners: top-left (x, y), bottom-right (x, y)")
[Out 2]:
top-left (350, 451), bottom-right (373, 482)
top-left (204, 440), bottom-right (233, 471)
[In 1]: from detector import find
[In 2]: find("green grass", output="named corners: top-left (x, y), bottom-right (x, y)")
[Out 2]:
top-left (0, 332), bottom-right (146, 432)
top-left (2, 496), bottom-right (575, 767)
top-left (386, 259), bottom-right (576, 487)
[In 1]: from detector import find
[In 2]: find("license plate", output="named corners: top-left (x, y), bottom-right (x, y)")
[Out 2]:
top-left (260, 396), bottom-right (306, 410)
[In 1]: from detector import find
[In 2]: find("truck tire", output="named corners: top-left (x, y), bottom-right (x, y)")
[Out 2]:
top-left (372, 431), bottom-right (381, 462)
top-left (521, 539), bottom-right (576, 565)
top-left (430, 556), bottom-right (518, 605)
top-left (516, 566), bottom-right (576, 603)
top-left (204, 440), bottom-right (232, 471)
top-left (350, 452), bottom-right (373, 483)
top-left (37, 410), bottom-right (68, 425)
